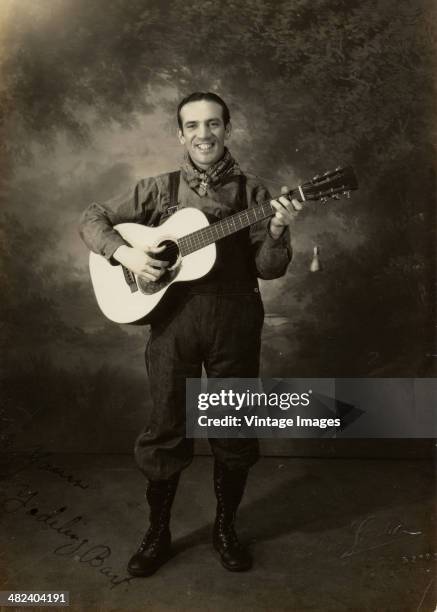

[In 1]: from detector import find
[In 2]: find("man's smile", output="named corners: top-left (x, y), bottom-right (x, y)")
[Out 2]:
top-left (195, 142), bottom-right (215, 151)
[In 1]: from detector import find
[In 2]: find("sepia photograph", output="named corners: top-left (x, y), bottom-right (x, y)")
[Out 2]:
top-left (0, 1), bottom-right (435, 610)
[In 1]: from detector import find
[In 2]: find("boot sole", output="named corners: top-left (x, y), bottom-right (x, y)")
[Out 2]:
top-left (127, 550), bottom-right (173, 578)
top-left (213, 544), bottom-right (253, 572)
top-left (219, 558), bottom-right (253, 572)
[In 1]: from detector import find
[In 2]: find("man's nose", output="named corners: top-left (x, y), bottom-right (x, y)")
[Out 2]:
top-left (198, 123), bottom-right (211, 139)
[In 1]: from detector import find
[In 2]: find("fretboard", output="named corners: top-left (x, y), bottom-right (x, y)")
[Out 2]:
top-left (178, 188), bottom-right (298, 256)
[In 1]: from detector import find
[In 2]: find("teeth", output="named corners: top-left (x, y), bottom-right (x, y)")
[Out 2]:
top-left (197, 144), bottom-right (213, 150)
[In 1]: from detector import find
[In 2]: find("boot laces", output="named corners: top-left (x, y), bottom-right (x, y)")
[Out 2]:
top-left (217, 514), bottom-right (241, 549)
top-left (138, 523), bottom-right (169, 555)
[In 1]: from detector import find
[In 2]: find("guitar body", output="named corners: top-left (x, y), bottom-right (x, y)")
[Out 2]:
top-left (89, 207), bottom-right (216, 324)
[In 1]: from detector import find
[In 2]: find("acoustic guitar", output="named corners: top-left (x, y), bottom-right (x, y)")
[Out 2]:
top-left (89, 166), bottom-right (358, 323)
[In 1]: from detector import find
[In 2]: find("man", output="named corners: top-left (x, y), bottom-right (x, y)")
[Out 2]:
top-left (79, 92), bottom-right (301, 577)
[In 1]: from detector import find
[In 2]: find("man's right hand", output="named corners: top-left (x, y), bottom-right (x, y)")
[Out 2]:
top-left (113, 245), bottom-right (169, 282)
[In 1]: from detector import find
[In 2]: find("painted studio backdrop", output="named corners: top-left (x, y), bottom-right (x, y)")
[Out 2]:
top-left (0, 0), bottom-right (434, 453)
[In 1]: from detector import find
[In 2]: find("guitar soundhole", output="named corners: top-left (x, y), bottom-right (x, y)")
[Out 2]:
top-left (155, 239), bottom-right (179, 268)
top-left (137, 239), bottom-right (180, 295)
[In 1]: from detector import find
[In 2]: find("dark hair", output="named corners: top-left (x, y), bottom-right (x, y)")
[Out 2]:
top-left (177, 92), bottom-right (231, 130)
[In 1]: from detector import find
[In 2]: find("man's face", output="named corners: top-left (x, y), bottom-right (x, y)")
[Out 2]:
top-left (178, 100), bottom-right (231, 170)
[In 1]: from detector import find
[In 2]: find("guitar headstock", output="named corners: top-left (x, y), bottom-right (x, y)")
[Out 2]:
top-left (299, 166), bottom-right (358, 203)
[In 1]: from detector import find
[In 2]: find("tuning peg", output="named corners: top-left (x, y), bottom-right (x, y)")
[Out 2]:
top-left (310, 246), bottom-right (321, 272)
top-left (320, 196), bottom-right (328, 204)
top-left (331, 193), bottom-right (341, 200)
top-left (343, 190), bottom-right (351, 198)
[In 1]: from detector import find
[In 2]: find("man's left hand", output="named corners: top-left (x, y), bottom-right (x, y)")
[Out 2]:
top-left (269, 185), bottom-right (303, 239)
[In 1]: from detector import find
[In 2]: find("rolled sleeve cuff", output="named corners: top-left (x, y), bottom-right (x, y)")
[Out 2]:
top-left (102, 234), bottom-right (129, 266)
top-left (256, 225), bottom-right (292, 279)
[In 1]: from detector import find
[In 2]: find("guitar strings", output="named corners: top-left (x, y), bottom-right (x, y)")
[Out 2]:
top-left (139, 169), bottom-right (353, 271)
top-left (149, 174), bottom-right (350, 264)
top-left (147, 176), bottom-right (350, 267)
top-left (151, 198), bottom-right (277, 262)
top-left (150, 188), bottom-right (298, 263)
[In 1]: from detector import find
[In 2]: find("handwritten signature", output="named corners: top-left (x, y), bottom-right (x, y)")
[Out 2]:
top-left (341, 515), bottom-right (423, 559)
top-left (2, 445), bottom-right (90, 490)
top-left (1, 486), bottom-right (137, 589)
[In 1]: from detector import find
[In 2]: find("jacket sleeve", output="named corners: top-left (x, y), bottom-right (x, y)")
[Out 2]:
top-left (248, 182), bottom-right (292, 280)
top-left (78, 177), bottom-right (160, 265)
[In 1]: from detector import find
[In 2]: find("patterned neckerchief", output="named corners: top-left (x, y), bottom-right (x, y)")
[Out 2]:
top-left (180, 148), bottom-right (242, 196)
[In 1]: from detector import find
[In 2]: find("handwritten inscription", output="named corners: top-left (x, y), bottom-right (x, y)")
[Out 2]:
top-left (341, 515), bottom-right (423, 559)
top-left (1, 486), bottom-right (137, 590)
top-left (2, 445), bottom-right (90, 490)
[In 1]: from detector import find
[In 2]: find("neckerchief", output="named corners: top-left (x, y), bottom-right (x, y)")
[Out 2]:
top-left (180, 147), bottom-right (242, 196)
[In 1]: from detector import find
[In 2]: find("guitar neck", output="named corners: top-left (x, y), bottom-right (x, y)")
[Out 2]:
top-left (178, 187), bottom-right (299, 256)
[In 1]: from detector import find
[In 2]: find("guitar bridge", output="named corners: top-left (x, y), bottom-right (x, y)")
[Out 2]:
top-left (122, 266), bottom-right (138, 293)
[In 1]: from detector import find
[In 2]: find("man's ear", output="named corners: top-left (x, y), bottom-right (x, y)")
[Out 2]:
top-left (225, 122), bottom-right (232, 140)
top-left (177, 128), bottom-right (185, 145)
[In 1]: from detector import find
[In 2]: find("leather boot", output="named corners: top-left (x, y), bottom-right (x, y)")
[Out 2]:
top-left (212, 460), bottom-right (253, 572)
top-left (127, 472), bottom-right (180, 577)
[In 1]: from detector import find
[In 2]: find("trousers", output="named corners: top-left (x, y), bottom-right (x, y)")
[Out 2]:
top-left (134, 286), bottom-right (263, 480)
